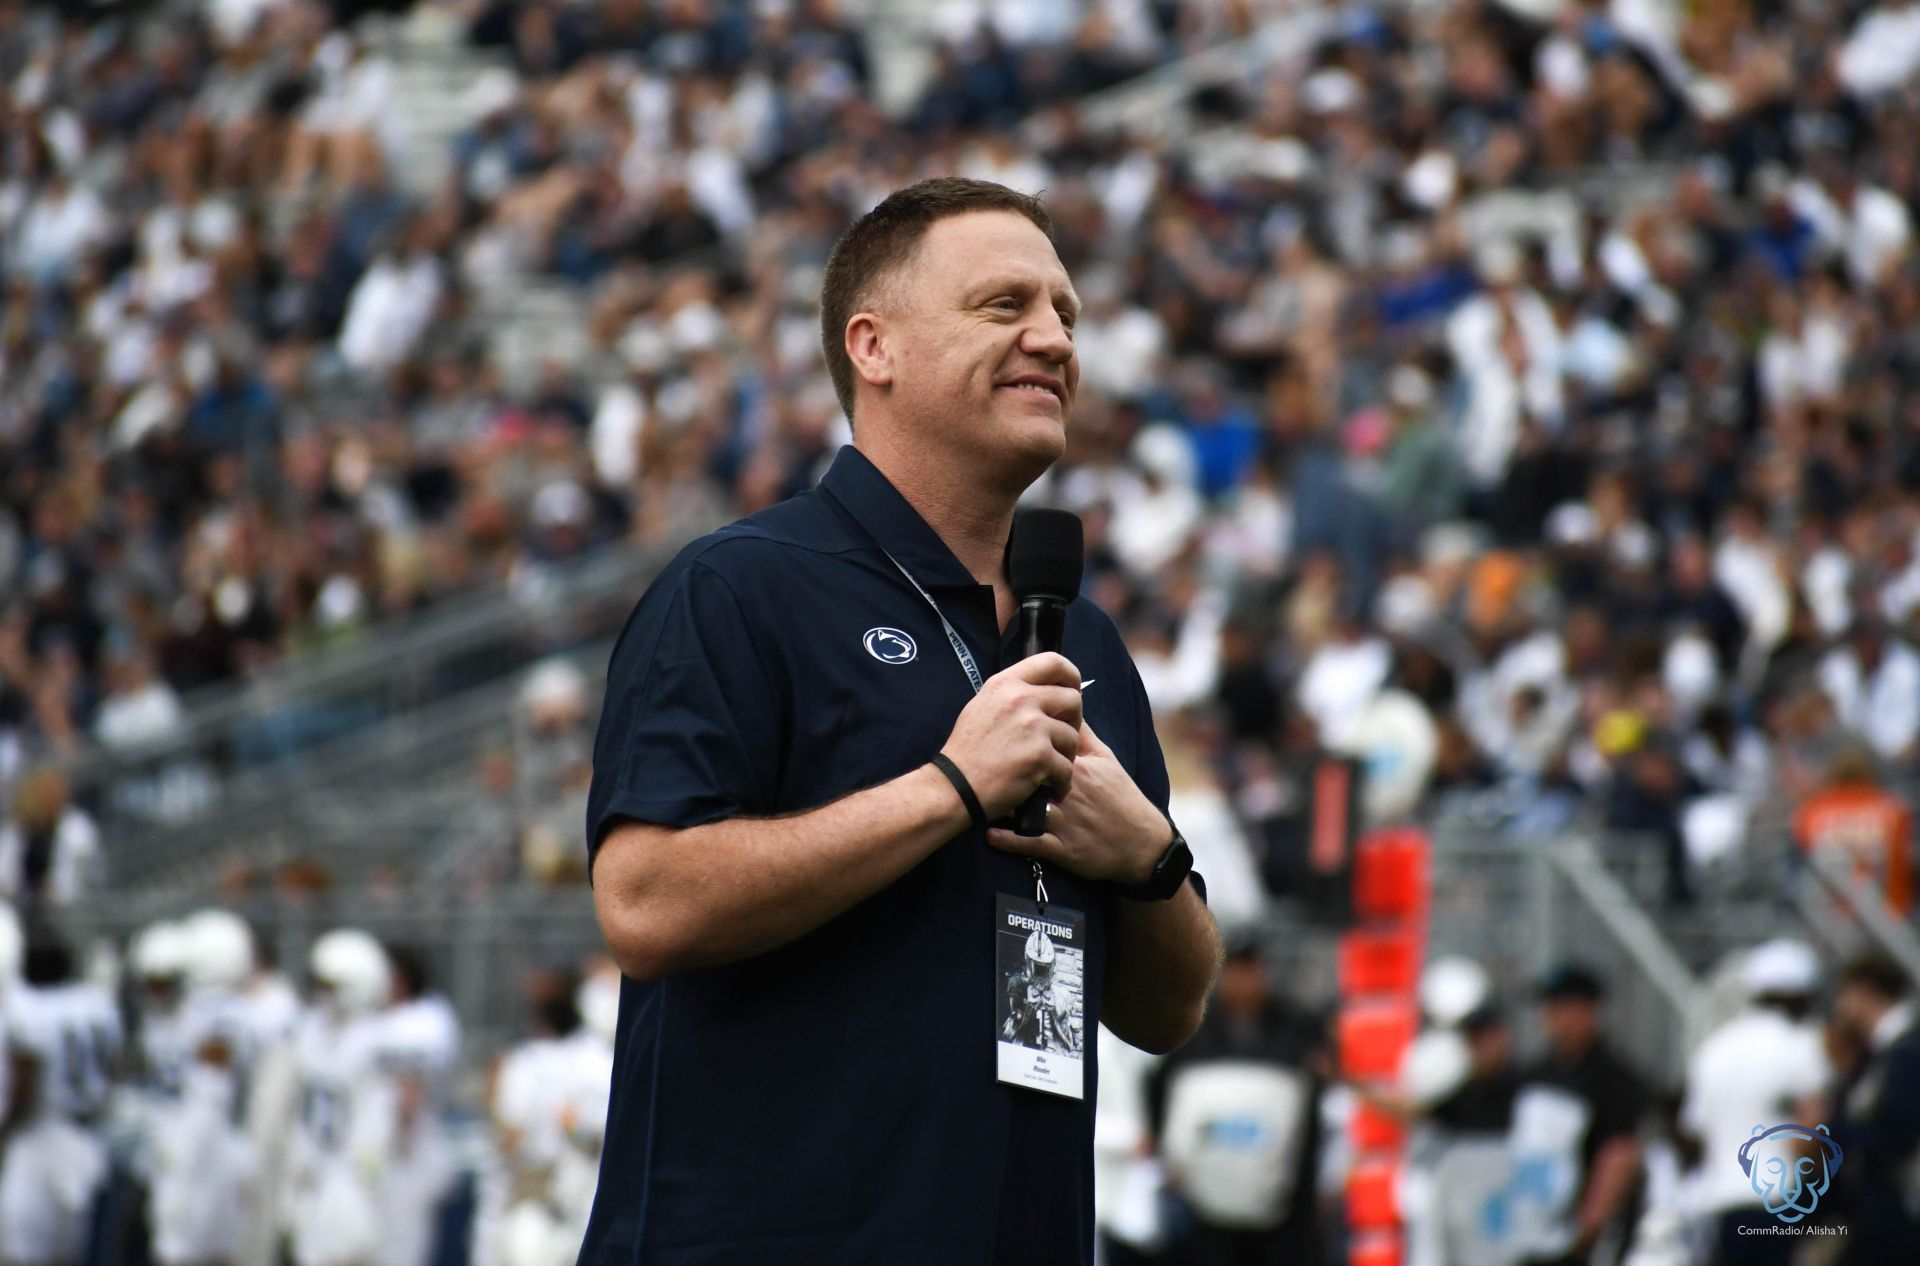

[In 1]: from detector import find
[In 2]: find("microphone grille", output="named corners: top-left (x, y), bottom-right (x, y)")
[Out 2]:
top-left (1007, 508), bottom-right (1084, 601)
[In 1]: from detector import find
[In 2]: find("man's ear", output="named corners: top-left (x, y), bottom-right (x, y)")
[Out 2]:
top-left (845, 311), bottom-right (893, 392)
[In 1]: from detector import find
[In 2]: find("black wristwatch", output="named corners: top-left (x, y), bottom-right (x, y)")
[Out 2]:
top-left (1115, 818), bottom-right (1194, 901)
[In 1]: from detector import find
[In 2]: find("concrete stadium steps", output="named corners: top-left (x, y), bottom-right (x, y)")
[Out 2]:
top-left (476, 278), bottom-right (598, 396)
top-left (64, 545), bottom-right (670, 901)
top-left (374, 29), bottom-right (511, 200)
top-left (94, 636), bottom-right (613, 902)
top-left (1592, 827), bottom-right (1818, 977)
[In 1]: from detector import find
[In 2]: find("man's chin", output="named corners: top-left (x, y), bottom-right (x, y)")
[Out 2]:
top-left (994, 417), bottom-right (1068, 481)
top-left (910, 403), bottom-right (1066, 487)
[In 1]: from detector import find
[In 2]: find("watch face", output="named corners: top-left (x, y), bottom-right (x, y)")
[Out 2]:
top-left (1139, 838), bottom-right (1190, 899)
top-left (1158, 843), bottom-right (1193, 897)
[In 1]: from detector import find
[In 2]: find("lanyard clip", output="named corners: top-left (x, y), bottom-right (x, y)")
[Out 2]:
top-left (1032, 861), bottom-right (1049, 908)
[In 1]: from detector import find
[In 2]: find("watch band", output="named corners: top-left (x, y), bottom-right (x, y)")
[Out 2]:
top-left (1116, 819), bottom-right (1194, 901)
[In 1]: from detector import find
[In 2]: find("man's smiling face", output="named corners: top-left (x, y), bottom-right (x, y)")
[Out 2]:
top-left (869, 210), bottom-right (1080, 482)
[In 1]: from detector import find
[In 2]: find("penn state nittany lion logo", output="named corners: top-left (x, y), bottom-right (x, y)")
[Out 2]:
top-left (1739, 1123), bottom-right (1844, 1224)
top-left (863, 627), bottom-right (917, 665)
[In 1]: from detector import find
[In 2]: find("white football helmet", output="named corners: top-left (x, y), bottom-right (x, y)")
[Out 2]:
top-left (182, 907), bottom-right (255, 991)
top-left (1400, 1028), bottom-right (1472, 1107)
top-left (131, 919), bottom-right (192, 984)
top-left (577, 965), bottom-right (621, 1043)
top-left (1420, 955), bottom-right (1492, 1029)
top-left (309, 928), bottom-right (392, 1015)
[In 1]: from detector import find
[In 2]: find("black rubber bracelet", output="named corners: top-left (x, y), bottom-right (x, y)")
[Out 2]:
top-left (930, 753), bottom-right (989, 833)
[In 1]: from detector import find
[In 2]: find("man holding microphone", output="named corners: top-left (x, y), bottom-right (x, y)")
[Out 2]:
top-left (583, 177), bottom-right (1220, 1264)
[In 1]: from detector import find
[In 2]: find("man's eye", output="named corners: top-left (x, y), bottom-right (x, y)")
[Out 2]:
top-left (992, 298), bottom-right (1019, 311)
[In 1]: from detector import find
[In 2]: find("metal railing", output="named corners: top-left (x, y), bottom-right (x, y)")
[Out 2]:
top-left (1548, 837), bottom-right (1708, 1073)
top-left (1799, 844), bottom-right (1920, 984)
top-left (63, 834), bottom-right (1711, 1079)
top-left (89, 637), bottom-right (613, 895)
top-left (1422, 831), bottom-right (1705, 1088)
top-left (45, 550), bottom-right (662, 885)
top-left (1253, 830), bottom-right (1705, 1088)
top-left (1068, 5), bottom-right (1346, 139)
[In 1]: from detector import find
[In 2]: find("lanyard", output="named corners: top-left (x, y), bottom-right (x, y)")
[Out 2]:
top-left (881, 549), bottom-right (983, 693)
top-left (880, 548), bottom-right (1051, 907)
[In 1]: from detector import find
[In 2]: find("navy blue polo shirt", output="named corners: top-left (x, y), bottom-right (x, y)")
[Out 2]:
top-left (581, 445), bottom-right (1174, 1265)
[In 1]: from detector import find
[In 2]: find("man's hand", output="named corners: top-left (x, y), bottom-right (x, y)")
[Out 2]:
top-left (939, 653), bottom-right (1083, 818)
top-left (985, 720), bottom-right (1167, 883)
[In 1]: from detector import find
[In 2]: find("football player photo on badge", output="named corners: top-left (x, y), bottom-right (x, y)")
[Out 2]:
top-left (994, 894), bottom-right (1086, 1099)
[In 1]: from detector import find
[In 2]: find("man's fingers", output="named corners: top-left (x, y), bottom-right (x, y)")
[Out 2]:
top-left (1078, 718), bottom-right (1111, 755)
top-left (986, 827), bottom-right (1067, 864)
top-left (1006, 652), bottom-right (1080, 690)
top-left (1035, 685), bottom-right (1084, 729)
top-left (1045, 718), bottom-right (1081, 762)
top-left (1049, 749), bottom-right (1076, 793)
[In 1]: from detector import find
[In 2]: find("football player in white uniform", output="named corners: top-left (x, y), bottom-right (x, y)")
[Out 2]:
top-left (550, 960), bottom-right (617, 1234)
top-left (146, 908), bottom-right (282, 1266)
top-left (370, 945), bottom-right (461, 1266)
top-left (282, 928), bottom-right (393, 1266)
top-left (485, 959), bottom-right (618, 1266)
top-left (0, 928), bottom-right (123, 1266)
top-left (128, 920), bottom-right (193, 1101)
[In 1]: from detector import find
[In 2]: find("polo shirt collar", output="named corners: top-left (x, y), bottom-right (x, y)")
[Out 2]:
top-left (819, 445), bottom-right (985, 591)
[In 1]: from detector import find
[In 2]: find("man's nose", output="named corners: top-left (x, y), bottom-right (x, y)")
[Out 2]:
top-left (1021, 312), bottom-right (1074, 364)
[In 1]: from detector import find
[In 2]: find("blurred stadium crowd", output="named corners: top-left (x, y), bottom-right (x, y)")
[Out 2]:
top-left (2, 0), bottom-right (1920, 1261)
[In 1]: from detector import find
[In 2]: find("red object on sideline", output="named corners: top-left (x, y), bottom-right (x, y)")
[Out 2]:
top-left (1344, 827), bottom-right (1429, 1266)
top-left (1353, 830), bottom-right (1429, 918)
top-left (1350, 1100), bottom-right (1407, 1152)
top-left (1337, 1000), bottom-right (1417, 1080)
top-left (1347, 1158), bottom-right (1401, 1230)
top-left (1349, 1230), bottom-right (1404, 1266)
top-left (1339, 927), bottom-right (1421, 997)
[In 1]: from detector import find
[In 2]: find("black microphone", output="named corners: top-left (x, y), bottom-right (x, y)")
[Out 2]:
top-left (1006, 508), bottom-right (1084, 837)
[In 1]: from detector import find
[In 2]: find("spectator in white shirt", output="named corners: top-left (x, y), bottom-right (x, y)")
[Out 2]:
top-left (1679, 940), bottom-right (1828, 1264)
top-left (1297, 619), bottom-right (1392, 751)
top-left (338, 228), bottom-right (445, 377)
top-left (1461, 628), bottom-right (1580, 779)
top-left (0, 768), bottom-right (102, 907)
top-left (1071, 267), bottom-right (1168, 402)
top-left (1819, 619), bottom-right (1920, 761)
top-left (1789, 164), bottom-right (1912, 290)
top-left (93, 645), bottom-right (186, 753)
top-left (1109, 425), bottom-right (1203, 578)
top-left (1714, 501), bottom-right (1793, 667)
top-left (13, 174), bottom-right (110, 285)
top-left (1836, 0), bottom-right (1920, 99)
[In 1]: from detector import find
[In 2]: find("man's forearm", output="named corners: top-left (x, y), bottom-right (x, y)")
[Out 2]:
top-left (1575, 1137), bottom-right (1641, 1245)
top-left (593, 764), bottom-right (971, 979)
top-left (1101, 883), bottom-right (1220, 1054)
